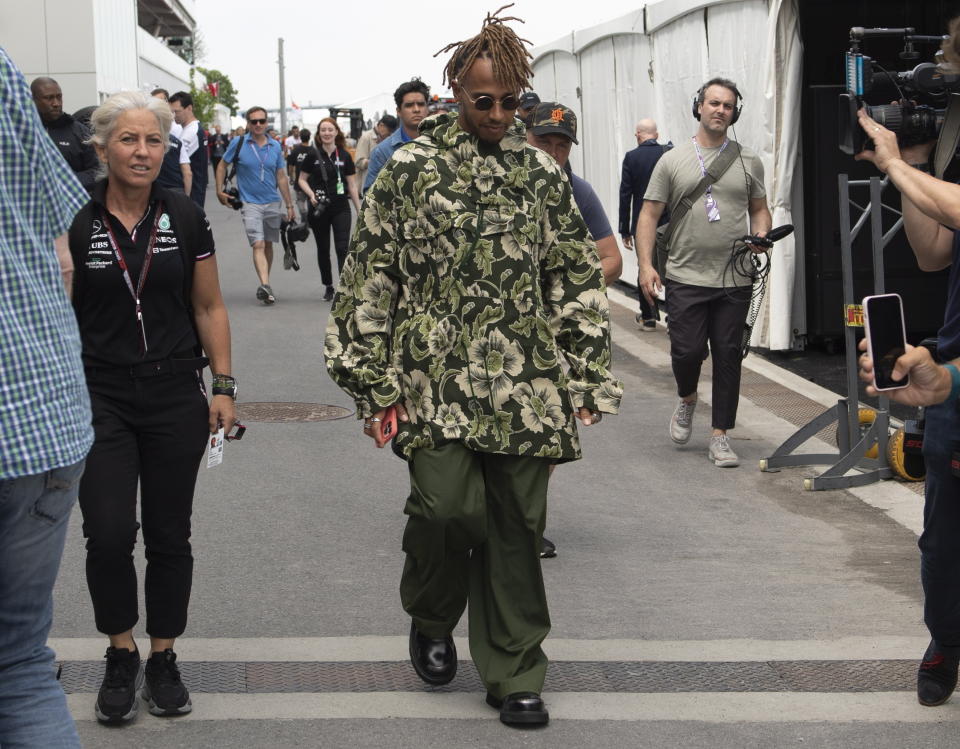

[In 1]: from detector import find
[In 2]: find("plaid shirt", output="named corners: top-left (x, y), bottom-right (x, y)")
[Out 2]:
top-left (0, 47), bottom-right (92, 478)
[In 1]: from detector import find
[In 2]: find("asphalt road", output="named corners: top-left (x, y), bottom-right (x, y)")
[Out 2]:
top-left (46, 184), bottom-right (958, 748)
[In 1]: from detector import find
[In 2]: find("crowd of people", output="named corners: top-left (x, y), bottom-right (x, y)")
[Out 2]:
top-left (4, 4), bottom-right (960, 745)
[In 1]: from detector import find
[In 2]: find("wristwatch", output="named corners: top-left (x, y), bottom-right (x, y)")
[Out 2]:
top-left (211, 373), bottom-right (238, 399)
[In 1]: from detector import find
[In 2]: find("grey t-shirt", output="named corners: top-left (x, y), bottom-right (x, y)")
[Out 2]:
top-left (644, 138), bottom-right (765, 288)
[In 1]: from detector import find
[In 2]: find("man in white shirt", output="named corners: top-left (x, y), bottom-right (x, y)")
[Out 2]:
top-left (169, 91), bottom-right (208, 207)
top-left (151, 88), bottom-right (192, 196)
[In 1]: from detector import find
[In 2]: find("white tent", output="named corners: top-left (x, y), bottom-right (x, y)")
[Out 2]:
top-left (531, 0), bottom-right (804, 350)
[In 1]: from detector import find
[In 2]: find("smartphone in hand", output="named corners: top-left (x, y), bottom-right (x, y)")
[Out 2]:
top-left (381, 405), bottom-right (398, 441)
top-left (863, 293), bottom-right (910, 391)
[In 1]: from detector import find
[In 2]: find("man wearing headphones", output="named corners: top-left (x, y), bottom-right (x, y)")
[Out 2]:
top-left (635, 77), bottom-right (771, 467)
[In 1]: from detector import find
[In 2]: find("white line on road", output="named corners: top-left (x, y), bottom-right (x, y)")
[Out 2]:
top-left (66, 691), bottom-right (960, 723)
top-left (48, 635), bottom-right (930, 663)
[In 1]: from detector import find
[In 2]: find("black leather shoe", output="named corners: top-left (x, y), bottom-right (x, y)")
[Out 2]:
top-left (486, 691), bottom-right (549, 726)
top-left (409, 622), bottom-right (457, 685)
top-left (918, 640), bottom-right (960, 706)
top-left (540, 536), bottom-right (557, 559)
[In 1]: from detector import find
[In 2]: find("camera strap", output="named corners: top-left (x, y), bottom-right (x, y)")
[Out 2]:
top-left (935, 94), bottom-right (960, 180)
top-left (660, 141), bottom-right (741, 250)
top-left (224, 134), bottom-right (245, 187)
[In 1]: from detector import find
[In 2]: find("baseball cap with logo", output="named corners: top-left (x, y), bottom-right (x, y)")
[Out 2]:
top-left (527, 102), bottom-right (579, 144)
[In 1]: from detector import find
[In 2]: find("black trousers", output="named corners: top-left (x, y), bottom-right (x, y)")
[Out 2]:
top-left (919, 401), bottom-right (960, 651)
top-left (665, 280), bottom-right (750, 431)
top-left (78, 369), bottom-right (209, 638)
top-left (309, 201), bottom-right (351, 287)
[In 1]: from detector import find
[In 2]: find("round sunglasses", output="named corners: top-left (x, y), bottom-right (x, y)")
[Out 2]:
top-left (460, 86), bottom-right (519, 112)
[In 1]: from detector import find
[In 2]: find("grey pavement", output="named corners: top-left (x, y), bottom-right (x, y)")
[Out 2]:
top-left (47, 184), bottom-right (959, 747)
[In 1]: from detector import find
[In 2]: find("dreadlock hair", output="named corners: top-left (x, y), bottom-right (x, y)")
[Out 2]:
top-left (434, 4), bottom-right (533, 93)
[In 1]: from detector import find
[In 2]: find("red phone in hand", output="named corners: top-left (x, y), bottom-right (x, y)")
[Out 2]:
top-left (381, 405), bottom-right (398, 442)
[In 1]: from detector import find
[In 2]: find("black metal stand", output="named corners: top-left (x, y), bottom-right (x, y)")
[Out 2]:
top-left (759, 175), bottom-right (897, 490)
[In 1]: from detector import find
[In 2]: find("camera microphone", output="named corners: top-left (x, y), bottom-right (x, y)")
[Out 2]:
top-left (743, 224), bottom-right (794, 249)
top-left (766, 224), bottom-right (795, 242)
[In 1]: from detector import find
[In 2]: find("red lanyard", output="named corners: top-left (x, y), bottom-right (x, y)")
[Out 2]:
top-left (101, 201), bottom-right (163, 356)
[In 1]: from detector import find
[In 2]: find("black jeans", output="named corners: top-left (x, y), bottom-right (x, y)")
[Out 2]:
top-left (919, 401), bottom-right (960, 652)
top-left (309, 201), bottom-right (352, 287)
top-left (665, 280), bottom-right (750, 430)
top-left (78, 369), bottom-right (209, 638)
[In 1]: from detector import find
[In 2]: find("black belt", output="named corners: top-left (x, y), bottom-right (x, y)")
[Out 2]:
top-left (86, 353), bottom-right (209, 379)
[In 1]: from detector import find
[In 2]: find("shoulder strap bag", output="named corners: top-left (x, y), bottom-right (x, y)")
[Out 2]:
top-left (654, 142), bottom-right (742, 275)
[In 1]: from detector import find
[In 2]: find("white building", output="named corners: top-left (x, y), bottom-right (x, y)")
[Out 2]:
top-left (531, 0), bottom-right (802, 351)
top-left (1, 0), bottom-right (196, 114)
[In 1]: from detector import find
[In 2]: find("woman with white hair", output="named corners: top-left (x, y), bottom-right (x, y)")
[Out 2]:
top-left (67, 90), bottom-right (236, 724)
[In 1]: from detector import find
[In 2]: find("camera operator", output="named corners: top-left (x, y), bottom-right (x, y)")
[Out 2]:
top-left (855, 23), bottom-right (960, 705)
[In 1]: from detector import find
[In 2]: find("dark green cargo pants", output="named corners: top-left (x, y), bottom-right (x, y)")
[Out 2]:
top-left (399, 442), bottom-right (551, 699)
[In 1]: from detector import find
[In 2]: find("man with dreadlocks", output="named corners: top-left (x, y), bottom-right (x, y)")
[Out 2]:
top-left (325, 5), bottom-right (621, 727)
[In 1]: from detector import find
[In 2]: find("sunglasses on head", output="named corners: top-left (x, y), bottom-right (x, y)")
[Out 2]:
top-left (248, 118), bottom-right (267, 125)
top-left (460, 86), bottom-right (519, 112)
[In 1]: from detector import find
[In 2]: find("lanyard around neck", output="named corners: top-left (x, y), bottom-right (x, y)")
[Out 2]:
top-left (101, 202), bottom-right (163, 356)
top-left (692, 136), bottom-right (728, 195)
top-left (249, 140), bottom-right (270, 181)
top-left (322, 147), bottom-right (343, 182)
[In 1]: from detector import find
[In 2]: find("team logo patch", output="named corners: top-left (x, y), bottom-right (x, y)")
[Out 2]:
top-left (91, 219), bottom-right (102, 235)
top-left (158, 213), bottom-right (171, 231)
top-left (550, 108), bottom-right (565, 123)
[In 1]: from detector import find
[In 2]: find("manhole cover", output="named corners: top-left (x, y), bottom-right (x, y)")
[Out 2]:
top-left (236, 402), bottom-right (354, 422)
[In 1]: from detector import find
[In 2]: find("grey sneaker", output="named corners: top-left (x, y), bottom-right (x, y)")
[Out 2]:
top-left (256, 284), bottom-right (276, 305)
top-left (669, 399), bottom-right (696, 444)
top-left (708, 434), bottom-right (740, 467)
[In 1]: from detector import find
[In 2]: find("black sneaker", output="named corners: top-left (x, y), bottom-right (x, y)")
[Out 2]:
top-left (142, 649), bottom-right (192, 716)
top-left (323, 285), bottom-right (334, 302)
top-left (95, 646), bottom-right (142, 724)
top-left (918, 640), bottom-right (960, 706)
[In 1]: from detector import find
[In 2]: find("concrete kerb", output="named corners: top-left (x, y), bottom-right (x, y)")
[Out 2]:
top-left (605, 285), bottom-right (923, 537)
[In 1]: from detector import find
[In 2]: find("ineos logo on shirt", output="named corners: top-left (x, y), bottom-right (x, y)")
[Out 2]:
top-left (153, 221), bottom-right (180, 253)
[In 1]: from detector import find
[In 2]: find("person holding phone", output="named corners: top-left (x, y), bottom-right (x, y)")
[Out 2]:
top-left (68, 91), bottom-right (236, 724)
top-left (854, 16), bottom-right (960, 708)
top-left (325, 8), bottom-right (622, 727)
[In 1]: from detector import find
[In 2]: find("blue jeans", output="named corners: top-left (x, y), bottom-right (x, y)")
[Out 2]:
top-left (920, 402), bottom-right (960, 651)
top-left (0, 460), bottom-right (84, 748)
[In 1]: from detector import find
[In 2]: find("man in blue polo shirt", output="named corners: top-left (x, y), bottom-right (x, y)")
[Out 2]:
top-left (216, 105), bottom-right (295, 304)
top-left (362, 78), bottom-right (430, 194)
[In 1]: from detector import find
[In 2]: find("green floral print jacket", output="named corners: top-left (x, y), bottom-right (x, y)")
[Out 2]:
top-left (324, 113), bottom-right (623, 461)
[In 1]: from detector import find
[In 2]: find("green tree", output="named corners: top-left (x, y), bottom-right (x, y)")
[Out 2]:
top-left (188, 68), bottom-right (240, 127)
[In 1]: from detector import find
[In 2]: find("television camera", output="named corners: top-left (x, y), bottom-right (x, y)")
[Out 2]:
top-left (838, 26), bottom-right (959, 156)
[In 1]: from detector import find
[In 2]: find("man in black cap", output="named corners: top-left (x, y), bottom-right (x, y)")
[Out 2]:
top-left (517, 92), bottom-right (540, 125)
top-left (525, 101), bottom-right (622, 560)
top-left (526, 101), bottom-right (621, 285)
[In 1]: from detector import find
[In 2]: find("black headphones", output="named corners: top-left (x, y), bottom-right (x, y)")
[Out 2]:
top-left (692, 81), bottom-right (743, 124)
